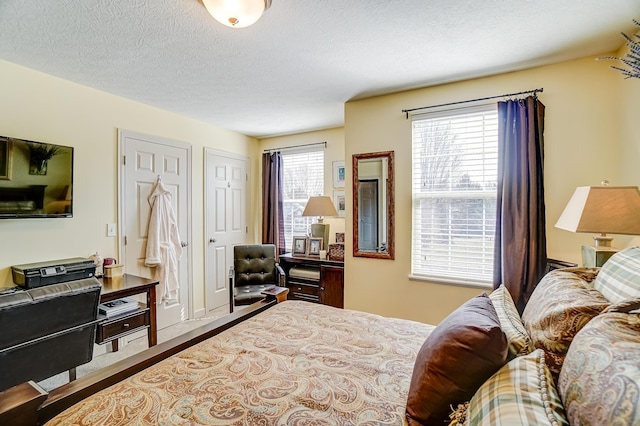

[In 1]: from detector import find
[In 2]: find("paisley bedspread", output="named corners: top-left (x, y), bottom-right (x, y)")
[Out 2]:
top-left (47, 301), bottom-right (434, 425)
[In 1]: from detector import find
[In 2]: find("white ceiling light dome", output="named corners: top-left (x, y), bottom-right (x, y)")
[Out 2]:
top-left (201, 0), bottom-right (272, 28)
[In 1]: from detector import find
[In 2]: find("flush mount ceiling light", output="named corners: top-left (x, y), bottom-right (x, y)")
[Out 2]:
top-left (200, 0), bottom-right (272, 28)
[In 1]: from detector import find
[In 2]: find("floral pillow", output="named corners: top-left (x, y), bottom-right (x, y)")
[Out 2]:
top-left (521, 270), bottom-right (610, 376)
top-left (558, 312), bottom-right (640, 425)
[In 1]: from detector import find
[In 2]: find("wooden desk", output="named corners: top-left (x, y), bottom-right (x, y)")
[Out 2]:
top-left (97, 274), bottom-right (159, 352)
top-left (279, 254), bottom-right (344, 308)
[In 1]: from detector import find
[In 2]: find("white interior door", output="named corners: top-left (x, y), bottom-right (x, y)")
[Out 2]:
top-left (119, 130), bottom-right (192, 331)
top-left (204, 149), bottom-right (248, 313)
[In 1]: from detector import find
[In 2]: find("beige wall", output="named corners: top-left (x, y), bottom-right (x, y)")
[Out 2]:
top-left (2, 50), bottom-right (638, 327)
top-left (344, 53), bottom-right (635, 325)
top-left (616, 41), bottom-right (640, 247)
top-left (0, 60), bottom-right (259, 316)
top-left (617, 45), bottom-right (640, 187)
top-left (258, 127), bottom-right (346, 244)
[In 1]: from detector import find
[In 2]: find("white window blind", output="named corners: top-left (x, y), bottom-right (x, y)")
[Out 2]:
top-left (411, 105), bottom-right (498, 285)
top-left (282, 148), bottom-right (324, 250)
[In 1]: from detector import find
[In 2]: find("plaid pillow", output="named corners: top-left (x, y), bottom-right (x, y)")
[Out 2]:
top-left (593, 246), bottom-right (640, 303)
top-left (489, 285), bottom-right (534, 358)
top-left (467, 349), bottom-right (568, 426)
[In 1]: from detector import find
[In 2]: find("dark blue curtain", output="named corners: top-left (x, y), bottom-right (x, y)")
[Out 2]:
top-left (494, 96), bottom-right (547, 313)
top-left (262, 152), bottom-right (286, 256)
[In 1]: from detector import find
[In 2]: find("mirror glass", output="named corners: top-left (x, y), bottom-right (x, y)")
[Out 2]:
top-left (352, 151), bottom-right (394, 259)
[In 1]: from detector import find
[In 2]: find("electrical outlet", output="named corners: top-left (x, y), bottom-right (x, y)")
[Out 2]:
top-left (107, 223), bottom-right (117, 237)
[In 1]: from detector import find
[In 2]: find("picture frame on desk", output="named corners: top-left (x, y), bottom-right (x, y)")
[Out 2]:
top-left (292, 236), bottom-right (308, 257)
top-left (328, 243), bottom-right (345, 261)
top-left (308, 237), bottom-right (323, 256)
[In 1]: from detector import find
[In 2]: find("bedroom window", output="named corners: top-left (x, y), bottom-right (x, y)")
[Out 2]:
top-left (282, 148), bottom-right (324, 250)
top-left (411, 105), bottom-right (498, 286)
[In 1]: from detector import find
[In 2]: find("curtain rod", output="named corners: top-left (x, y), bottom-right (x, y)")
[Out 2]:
top-left (402, 88), bottom-right (544, 119)
top-left (263, 141), bottom-right (326, 153)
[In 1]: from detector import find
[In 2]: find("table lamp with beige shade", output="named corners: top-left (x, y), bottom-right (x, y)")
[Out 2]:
top-left (555, 181), bottom-right (640, 267)
top-left (302, 196), bottom-right (338, 251)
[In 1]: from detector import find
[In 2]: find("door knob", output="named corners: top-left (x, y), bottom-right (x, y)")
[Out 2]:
top-left (181, 241), bottom-right (189, 247)
top-left (209, 238), bottom-right (216, 243)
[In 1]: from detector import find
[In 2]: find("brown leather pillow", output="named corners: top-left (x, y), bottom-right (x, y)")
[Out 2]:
top-left (405, 293), bottom-right (508, 426)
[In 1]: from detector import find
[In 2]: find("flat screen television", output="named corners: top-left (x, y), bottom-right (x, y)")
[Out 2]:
top-left (0, 135), bottom-right (74, 218)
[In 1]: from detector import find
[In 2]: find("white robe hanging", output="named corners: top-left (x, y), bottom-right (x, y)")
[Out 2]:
top-left (144, 179), bottom-right (182, 302)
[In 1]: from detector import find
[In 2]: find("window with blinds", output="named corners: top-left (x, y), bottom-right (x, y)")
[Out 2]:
top-left (282, 148), bottom-right (324, 250)
top-left (411, 105), bottom-right (498, 286)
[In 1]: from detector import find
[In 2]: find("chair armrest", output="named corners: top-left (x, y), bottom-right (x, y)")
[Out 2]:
top-left (228, 266), bottom-right (235, 313)
top-left (275, 264), bottom-right (285, 286)
top-left (228, 266), bottom-right (235, 291)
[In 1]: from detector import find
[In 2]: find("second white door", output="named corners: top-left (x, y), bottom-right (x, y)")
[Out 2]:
top-left (204, 149), bottom-right (248, 313)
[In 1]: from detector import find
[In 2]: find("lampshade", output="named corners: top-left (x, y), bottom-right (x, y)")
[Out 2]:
top-left (302, 196), bottom-right (338, 222)
top-left (201, 0), bottom-right (272, 28)
top-left (556, 184), bottom-right (640, 267)
top-left (302, 196), bottom-right (337, 253)
top-left (555, 185), bottom-right (640, 238)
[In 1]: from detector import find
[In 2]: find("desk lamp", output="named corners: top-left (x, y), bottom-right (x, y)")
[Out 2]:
top-left (555, 182), bottom-right (640, 267)
top-left (302, 196), bottom-right (338, 251)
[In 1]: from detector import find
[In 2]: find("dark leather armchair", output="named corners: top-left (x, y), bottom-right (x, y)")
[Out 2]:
top-left (229, 244), bottom-right (285, 312)
top-left (0, 278), bottom-right (101, 391)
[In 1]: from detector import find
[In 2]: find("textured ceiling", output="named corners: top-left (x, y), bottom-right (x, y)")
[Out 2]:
top-left (0, 0), bottom-right (638, 138)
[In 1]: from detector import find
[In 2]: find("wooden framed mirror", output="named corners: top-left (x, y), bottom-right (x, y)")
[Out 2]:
top-left (352, 151), bottom-right (394, 260)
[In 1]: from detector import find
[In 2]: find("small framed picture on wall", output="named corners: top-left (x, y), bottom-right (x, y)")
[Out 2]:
top-left (333, 160), bottom-right (345, 188)
top-left (333, 190), bottom-right (345, 217)
top-left (292, 236), bottom-right (308, 256)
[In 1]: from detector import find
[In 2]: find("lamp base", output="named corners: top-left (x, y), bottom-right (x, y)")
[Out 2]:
top-left (581, 245), bottom-right (617, 267)
top-left (310, 223), bottom-right (330, 251)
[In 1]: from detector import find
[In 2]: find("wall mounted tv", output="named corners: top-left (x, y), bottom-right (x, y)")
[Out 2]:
top-left (0, 136), bottom-right (74, 218)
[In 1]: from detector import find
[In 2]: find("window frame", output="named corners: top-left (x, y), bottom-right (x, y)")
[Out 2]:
top-left (281, 147), bottom-right (324, 251)
top-left (409, 104), bottom-right (498, 288)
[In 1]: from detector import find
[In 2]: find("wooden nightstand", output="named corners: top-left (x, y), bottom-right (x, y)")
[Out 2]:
top-left (97, 274), bottom-right (159, 352)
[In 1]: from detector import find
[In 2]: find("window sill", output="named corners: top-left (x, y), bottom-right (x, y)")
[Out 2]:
top-left (408, 274), bottom-right (492, 290)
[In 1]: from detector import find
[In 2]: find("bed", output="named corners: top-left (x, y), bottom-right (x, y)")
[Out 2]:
top-left (1, 295), bottom-right (434, 425)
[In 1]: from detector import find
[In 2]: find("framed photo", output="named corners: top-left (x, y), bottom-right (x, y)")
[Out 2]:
top-left (333, 190), bottom-right (345, 217)
top-left (308, 237), bottom-right (323, 256)
top-left (335, 232), bottom-right (345, 243)
top-left (292, 236), bottom-right (308, 256)
top-left (333, 160), bottom-right (345, 188)
top-left (0, 137), bottom-right (11, 180)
